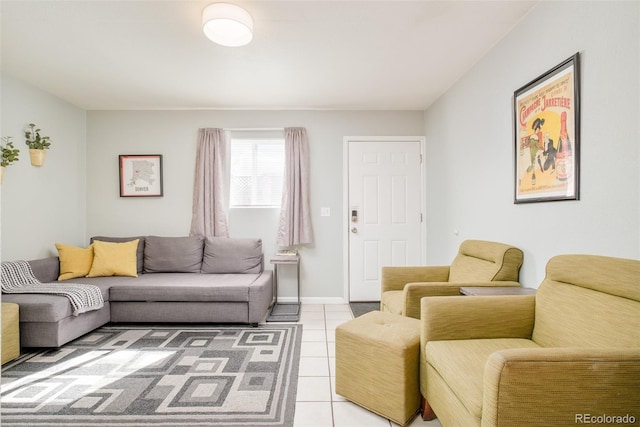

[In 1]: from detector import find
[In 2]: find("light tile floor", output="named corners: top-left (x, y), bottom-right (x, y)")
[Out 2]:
top-left (285, 304), bottom-right (443, 427)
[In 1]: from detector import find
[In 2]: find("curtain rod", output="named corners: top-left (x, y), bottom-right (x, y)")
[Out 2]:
top-left (224, 127), bottom-right (284, 132)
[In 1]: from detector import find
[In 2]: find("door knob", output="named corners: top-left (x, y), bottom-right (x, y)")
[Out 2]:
top-left (351, 227), bottom-right (358, 233)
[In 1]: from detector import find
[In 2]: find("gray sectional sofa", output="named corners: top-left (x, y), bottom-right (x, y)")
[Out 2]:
top-left (2, 235), bottom-right (274, 348)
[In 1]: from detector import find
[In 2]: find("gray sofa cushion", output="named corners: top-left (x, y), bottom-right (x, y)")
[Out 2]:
top-left (202, 237), bottom-right (263, 274)
top-left (2, 293), bottom-right (76, 322)
top-left (2, 280), bottom-right (111, 322)
top-left (91, 236), bottom-right (146, 274)
top-left (144, 236), bottom-right (204, 273)
top-left (108, 273), bottom-right (262, 302)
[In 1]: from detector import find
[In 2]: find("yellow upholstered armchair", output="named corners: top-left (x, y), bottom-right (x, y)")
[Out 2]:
top-left (419, 255), bottom-right (640, 427)
top-left (381, 240), bottom-right (524, 319)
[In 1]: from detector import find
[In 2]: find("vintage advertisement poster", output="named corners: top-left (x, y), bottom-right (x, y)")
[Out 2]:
top-left (514, 54), bottom-right (579, 203)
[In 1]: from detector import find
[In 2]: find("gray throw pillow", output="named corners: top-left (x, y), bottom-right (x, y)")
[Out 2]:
top-left (91, 236), bottom-right (146, 274)
top-left (202, 237), bottom-right (263, 274)
top-left (144, 236), bottom-right (204, 273)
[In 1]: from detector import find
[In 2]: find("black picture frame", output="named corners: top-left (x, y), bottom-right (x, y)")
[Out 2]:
top-left (514, 53), bottom-right (580, 204)
top-left (119, 154), bottom-right (164, 197)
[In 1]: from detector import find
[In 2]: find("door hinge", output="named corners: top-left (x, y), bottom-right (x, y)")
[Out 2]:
top-left (420, 213), bottom-right (423, 223)
top-left (419, 154), bottom-right (423, 164)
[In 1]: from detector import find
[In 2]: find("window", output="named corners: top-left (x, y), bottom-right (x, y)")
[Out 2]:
top-left (230, 137), bottom-right (285, 207)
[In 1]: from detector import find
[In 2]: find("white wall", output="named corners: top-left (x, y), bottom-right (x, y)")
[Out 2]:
top-left (1, 75), bottom-right (87, 261)
top-left (86, 110), bottom-right (424, 301)
top-left (423, 1), bottom-right (639, 287)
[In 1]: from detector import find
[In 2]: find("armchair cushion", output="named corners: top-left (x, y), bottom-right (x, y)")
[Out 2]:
top-left (532, 255), bottom-right (640, 348)
top-left (449, 240), bottom-right (524, 282)
top-left (380, 290), bottom-right (403, 315)
top-left (426, 339), bottom-right (541, 420)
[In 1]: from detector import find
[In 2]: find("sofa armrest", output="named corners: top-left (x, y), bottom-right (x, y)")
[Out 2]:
top-left (247, 270), bottom-right (274, 324)
top-left (420, 295), bottom-right (535, 344)
top-left (482, 348), bottom-right (640, 427)
top-left (381, 265), bottom-right (450, 293)
top-left (28, 257), bottom-right (61, 282)
top-left (402, 281), bottom-right (521, 319)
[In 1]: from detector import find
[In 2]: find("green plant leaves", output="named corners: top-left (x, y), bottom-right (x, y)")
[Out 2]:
top-left (24, 123), bottom-right (52, 150)
top-left (1, 136), bottom-right (20, 167)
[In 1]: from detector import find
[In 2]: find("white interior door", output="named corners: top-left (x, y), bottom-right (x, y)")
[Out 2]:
top-left (347, 139), bottom-right (424, 301)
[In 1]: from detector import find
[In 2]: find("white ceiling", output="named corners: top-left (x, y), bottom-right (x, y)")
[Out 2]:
top-left (1, 0), bottom-right (537, 111)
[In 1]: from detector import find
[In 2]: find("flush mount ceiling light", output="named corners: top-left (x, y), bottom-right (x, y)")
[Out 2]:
top-left (202, 3), bottom-right (253, 47)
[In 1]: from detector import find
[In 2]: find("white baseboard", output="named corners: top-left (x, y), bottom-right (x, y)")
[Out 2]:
top-left (275, 297), bottom-right (347, 305)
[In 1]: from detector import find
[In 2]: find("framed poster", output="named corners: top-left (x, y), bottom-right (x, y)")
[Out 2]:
top-left (119, 154), bottom-right (163, 197)
top-left (514, 53), bottom-right (580, 203)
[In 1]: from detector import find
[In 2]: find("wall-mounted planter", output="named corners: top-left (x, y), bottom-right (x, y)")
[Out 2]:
top-left (24, 124), bottom-right (51, 166)
top-left (29, 148), bottom-right (46, 166)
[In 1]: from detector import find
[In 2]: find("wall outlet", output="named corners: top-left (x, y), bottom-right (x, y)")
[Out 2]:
top-left (321, 207), bottom-right (331, 217)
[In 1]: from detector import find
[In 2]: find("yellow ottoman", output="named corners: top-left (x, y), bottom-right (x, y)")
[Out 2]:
top-left (2, 302), bottom-right (20, 364)
top-left (335, 310), bottom-right (421, 426)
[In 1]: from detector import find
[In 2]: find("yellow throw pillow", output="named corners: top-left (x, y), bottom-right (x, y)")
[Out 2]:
top-left (56, 243), bottom-right (95, 281)
top-left (87, 239), bottom-right (139, 278)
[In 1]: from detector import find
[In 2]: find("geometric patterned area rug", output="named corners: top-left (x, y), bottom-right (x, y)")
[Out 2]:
top-left (1, 324), bottom-right (302, 427)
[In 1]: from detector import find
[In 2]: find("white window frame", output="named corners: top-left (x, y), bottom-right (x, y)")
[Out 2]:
top-left (229, 130), bottom-right (285, 208)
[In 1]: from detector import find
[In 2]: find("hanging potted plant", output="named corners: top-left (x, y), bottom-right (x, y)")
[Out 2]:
top-left (24, 123), bottom-right (52, 166)
top-left (1, 136), bottom-right (21, 184)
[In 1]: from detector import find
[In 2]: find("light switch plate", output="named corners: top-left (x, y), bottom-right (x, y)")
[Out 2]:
top-left (320, 207), bottom-right (331, 217)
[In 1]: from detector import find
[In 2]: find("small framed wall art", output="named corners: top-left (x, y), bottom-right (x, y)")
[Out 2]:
top-left (119, 154), bottom-right (164, 197)
top-left (514, 53), bottom-right (580, 204)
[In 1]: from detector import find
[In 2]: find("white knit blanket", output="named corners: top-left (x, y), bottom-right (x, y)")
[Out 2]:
top-left (1, 261), bottom-right (104, 316)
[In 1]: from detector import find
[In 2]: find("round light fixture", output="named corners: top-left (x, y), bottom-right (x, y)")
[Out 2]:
top-left (202, 3), bottom-right (253, 47)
